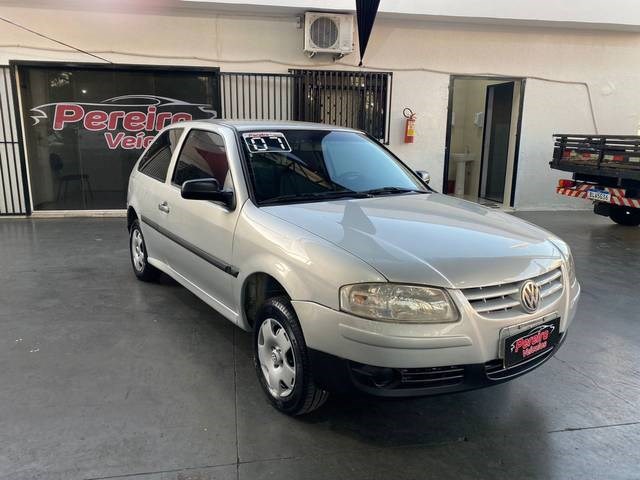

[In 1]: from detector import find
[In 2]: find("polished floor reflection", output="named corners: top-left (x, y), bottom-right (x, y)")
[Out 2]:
top-left (0, 211), bottom-right (638, 479)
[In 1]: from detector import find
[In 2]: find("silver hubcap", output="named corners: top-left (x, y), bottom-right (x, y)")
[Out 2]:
top-left (257, 318), bottom-right (296, 398)
top-left (131, 229), bottom-right (145, 272)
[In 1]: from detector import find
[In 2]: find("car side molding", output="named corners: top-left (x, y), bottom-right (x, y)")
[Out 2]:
top-left (141, 216), bottom-right (240, 278)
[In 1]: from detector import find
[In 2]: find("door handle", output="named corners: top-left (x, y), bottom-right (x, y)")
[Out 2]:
top-left (158, 201), bottom-right (170, 213)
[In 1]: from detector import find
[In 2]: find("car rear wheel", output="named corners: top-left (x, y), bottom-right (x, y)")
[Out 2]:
top-left (129, 219), bottom-right (161, 281)
top-left (609, 205), bottom-right (640, 226)
top-left (253, 296), bottom-right (328, 415)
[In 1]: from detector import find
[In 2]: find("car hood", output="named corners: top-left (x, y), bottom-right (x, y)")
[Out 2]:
top-left (263, 193), bottom-right (563, 289)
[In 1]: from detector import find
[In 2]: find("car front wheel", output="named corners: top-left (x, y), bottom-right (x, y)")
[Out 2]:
top-left (253, 296), bottom-right (328, 415)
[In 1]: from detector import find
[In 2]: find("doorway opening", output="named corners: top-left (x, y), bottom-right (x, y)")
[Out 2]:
top-left (443, 76), bottom-right (524, 207)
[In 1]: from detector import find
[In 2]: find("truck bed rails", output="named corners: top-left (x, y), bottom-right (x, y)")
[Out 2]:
top-left (551, 134), bottom-right (640, 182)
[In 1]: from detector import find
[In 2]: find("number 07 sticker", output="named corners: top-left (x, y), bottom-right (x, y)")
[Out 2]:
top-left (242, 132), bottom-right (292, 153)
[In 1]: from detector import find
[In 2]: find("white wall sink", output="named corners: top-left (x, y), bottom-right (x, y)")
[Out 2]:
top-left (450, 153), bottom-right (476, 196)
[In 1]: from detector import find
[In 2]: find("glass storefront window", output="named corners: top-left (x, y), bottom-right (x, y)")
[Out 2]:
top-left (18, 65), bottom-right (220, 210)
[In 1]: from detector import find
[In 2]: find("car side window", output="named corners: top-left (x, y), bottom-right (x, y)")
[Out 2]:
top-left (172, 130), bottom-right (232, 190)
top-left (138, 128), bottom-right (184, 182)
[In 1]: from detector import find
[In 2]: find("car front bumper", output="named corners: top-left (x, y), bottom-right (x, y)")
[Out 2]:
top-left (292, 279), bottom-right (580, 397)
top-left (308, 331), bottom-right (567, 396)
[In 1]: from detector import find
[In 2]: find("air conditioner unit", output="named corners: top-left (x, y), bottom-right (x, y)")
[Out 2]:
top-left (304, 12), bottom-right (354, 57)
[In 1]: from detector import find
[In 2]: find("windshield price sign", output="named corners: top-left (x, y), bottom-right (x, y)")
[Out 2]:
top-left (243, 132), bottom-right (291, 153)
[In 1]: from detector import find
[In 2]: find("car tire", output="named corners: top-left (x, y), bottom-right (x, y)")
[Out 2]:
top-left (253, 296), bottom-right (329, 415)
top-left (609, 205), bottom-right (640, 226)
top-left (129, 219), bottom-right (161, 281)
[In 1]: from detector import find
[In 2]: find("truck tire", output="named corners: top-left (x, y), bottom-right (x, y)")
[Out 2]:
top-left (609, 205), bottom-right (640, 226)
top-left (253, 296), bottom-right (329, 415)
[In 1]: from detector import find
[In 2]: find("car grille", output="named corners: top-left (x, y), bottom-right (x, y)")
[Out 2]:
top-left (349, 363), bottom-right (465, 391)
top-left (461, 267), bottom-right (564, 319)
top-left (484, 359), bottom-right (504, 376)
top-left (397, 365), bottom-right (465, 389)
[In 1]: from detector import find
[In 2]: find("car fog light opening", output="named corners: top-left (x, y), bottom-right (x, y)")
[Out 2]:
top-left (340, 283), bottom-right (459, 323)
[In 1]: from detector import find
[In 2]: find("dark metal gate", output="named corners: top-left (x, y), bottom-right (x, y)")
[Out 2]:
top-left (0, 66), bottom-right (28, 215)
top-left (220, 69), bottom-right (392, 144)
top-left (221, 72), bottom-right (295, 122)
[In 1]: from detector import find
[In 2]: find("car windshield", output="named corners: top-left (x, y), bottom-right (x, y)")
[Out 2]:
top-left (240, 129), bottom-right (427, 205)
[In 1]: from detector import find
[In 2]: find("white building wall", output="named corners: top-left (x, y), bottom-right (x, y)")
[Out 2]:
top-left (1, 4), bottom-right (639, 209)
top-left (516, 79), bottom-right (597, 210)
top-left (187, 0), bottom-right (640, 30)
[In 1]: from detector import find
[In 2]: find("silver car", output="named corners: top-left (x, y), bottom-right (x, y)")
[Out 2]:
top-left (127, 120), bottom-right (580, 415)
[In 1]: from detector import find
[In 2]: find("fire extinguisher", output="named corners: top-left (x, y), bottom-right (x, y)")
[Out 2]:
top-left (403, 107), bottom-right (416, 143)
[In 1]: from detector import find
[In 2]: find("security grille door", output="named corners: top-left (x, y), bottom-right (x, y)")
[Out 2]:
top-left (221, 70), bottom-right (392, 144)
top-left (291, 69), bottom-right (392, 143)
top-left (0, 66), bottom-right (28, 215)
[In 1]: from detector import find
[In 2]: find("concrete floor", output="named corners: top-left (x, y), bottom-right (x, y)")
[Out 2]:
top-left (0, 211), bottom-right (638, 480)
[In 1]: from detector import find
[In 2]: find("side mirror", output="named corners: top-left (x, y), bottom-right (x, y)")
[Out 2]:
top-left (181, 178), bottom-right (234, 208)
top-left (416, 170), bottom-right (431, 185)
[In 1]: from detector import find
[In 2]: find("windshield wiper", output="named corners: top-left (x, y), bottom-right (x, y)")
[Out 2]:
top-left (360, 186), bottom-right (427, 196)
top-left (261, 189), bottom-right (370, 205)
top-left (261, 186), bottom-right (429, 205)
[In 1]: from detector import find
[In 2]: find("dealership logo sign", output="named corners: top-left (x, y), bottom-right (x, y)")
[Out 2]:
top-left (30, 95), bottom-right (217, 150)
top-left (509, 323), bottom-right (555, 360)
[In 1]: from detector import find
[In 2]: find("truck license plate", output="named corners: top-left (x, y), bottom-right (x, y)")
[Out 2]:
top-left (587, 189), bottom-right (611, 202)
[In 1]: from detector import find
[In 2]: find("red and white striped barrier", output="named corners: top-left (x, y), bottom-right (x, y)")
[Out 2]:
top-left (557, 187), bottom-right (589, 198)
top-left (611, 196), bottom-right (640, 208)
top-left (556, 182), bottom-right (640, 209)
top-left (566, 183), bottom-right (626, 197)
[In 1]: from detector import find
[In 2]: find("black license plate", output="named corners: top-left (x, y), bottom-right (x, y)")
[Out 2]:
top-left (504, 318), bottom-right (560, 368)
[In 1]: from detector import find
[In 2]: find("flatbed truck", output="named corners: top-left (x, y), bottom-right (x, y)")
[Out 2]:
top-left (550, 134), bottom-right (640, 226)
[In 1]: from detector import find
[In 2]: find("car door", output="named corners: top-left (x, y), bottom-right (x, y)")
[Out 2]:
top-left (162, 127), bottom-right (240, 314)
top-left (135, 128), bottom-right (185, 266)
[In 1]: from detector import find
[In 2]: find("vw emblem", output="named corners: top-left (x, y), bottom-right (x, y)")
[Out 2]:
top-left (520, 280), bottom-right (541, 313)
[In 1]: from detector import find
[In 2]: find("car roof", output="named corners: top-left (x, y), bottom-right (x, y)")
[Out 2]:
top-left (170, 118), bottom-right (362, 133)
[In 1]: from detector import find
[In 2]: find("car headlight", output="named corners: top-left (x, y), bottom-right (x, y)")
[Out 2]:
top-left (549, 237), bottom-right (576, 285)
top-left (339, 283), bottom-right (459, 323)
top-left (566, 249), bottom-right (576, 284)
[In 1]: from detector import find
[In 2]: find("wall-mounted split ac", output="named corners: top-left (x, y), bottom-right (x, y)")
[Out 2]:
top-left (303, 12), bottom-right (354, 58)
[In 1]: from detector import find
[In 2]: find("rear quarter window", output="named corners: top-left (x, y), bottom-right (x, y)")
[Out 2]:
top-left (138, 128), bottom-right (184, 182)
